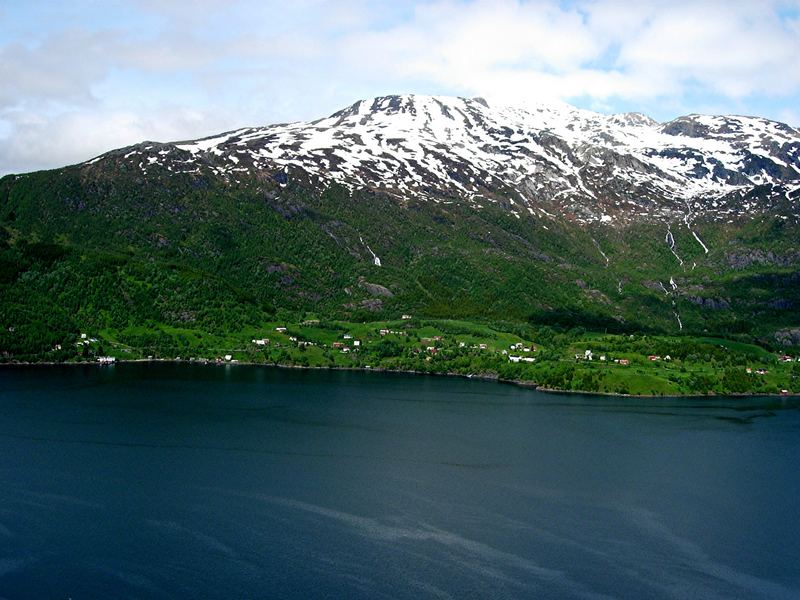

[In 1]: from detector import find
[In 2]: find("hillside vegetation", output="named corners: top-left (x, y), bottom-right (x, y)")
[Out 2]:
top-left (1, 162), bottom-right (798, 395)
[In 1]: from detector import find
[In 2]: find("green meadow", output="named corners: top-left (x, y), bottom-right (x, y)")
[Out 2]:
top-left (33, 317), bottom-right (799, 397)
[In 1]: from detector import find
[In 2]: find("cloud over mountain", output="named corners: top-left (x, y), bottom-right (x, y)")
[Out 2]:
top-left (1, 0), bottom-right (799, 174)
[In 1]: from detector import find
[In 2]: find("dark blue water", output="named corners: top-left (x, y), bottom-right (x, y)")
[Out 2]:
top-left (0, 364), bottom-right (798, 599)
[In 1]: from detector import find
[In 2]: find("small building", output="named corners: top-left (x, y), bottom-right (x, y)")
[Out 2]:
top-left (664, 355), bottom-right (672, 361)
top-left (459, 342), bottom-right (466, 348)
top-left (343, 334), bottom-right (352, 339)
top-left (80, 333), bottom-right (87, 339)
top-left (584, 349), bottom-right (593, 360)
top-left (756, 368), bottom-right (768, 375)
top-left (275, 327), bottom-right (287, 332)
top-left (619, 359), bottom-right (630, 366)
top-left (332, 342), bottom-right (344, 349)
top-left (353, 340), bottom-right (361, 347)
top-left (521, 357), bottom-right (535, 363)
top-left (401, 314), bottom-right (412, 320)
top-left (509, 355), bottom-right (521, 363)
top-left (780, 389), bottom-right (790, 396)
top-left (746, 367), bottom-right (753, 374)
top-left (224, 354), bottom-right (232, 361)
top-left (97, 356), bottom-right (116, 364)
top-left (599, 355), bottom-right (606, 361)
top-left (379, 329), bottom-right (390, 336)
top-left (479, 343), bottom-right (487, 350)
top-left (252, 338), bottom-right (269, 346)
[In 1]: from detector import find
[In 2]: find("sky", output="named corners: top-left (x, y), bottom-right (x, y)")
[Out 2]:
top-left (1, 0), bottom-right (799, 175)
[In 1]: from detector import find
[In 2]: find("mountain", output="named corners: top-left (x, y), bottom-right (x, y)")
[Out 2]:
top-left (1, 94), bottom-right (799, 360)
top-left (93, 94), bottom-right (800, 225)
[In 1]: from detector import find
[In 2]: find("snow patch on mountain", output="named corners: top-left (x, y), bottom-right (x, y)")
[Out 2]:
top-left (86, 94), bottom-right (800, 225)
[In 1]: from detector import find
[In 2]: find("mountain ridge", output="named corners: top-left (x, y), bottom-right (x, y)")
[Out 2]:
top-left (1, 93), bottom-right (798, 364)
top-left (79, 94), bottom-right (800, 230)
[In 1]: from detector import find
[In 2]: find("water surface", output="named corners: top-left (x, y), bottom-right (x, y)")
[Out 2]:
top-left (0, 364), bottom-right (798, 599)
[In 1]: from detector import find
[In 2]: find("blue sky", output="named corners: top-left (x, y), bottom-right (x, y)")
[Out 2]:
top-left (1, 0), bottom-right (799, 174)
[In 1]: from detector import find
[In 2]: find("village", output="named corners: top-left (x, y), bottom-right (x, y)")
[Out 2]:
top-left (11, 317), bottom-right (797, 396)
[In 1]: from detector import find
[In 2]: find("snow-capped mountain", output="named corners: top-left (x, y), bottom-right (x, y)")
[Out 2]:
top-left (89, 94), bottom-right (800, 225)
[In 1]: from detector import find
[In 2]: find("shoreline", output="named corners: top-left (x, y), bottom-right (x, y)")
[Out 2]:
top-left (2, 358), bottom-right (797, 399)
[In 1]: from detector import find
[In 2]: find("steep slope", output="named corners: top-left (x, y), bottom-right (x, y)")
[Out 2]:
top-left (1, 95), bottom-right (799, 360)
top-left (90, 94), bottom-right (800, 227)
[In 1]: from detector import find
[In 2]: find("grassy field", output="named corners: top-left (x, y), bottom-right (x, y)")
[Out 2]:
top-left (31, 317), bottom-right (800, 397)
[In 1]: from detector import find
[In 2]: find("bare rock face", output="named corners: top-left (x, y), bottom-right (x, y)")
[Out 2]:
top-left (726, 250), bottom-right (800, 270)
top-left (684, 296), bottom-right (731, 310)
top-left (775, 328), bottom-right (800, 347)
top-left (343, 299), bottom-right (384, 311)
top-left (357, 277), bottom-right (394, 298)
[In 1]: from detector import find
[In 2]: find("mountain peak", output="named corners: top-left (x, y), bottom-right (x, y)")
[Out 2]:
top-left (84, 93), bottom-right (800, 226)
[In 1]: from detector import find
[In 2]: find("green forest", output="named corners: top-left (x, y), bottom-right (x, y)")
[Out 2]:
top-left (1, 161), bottom-right (798, 396)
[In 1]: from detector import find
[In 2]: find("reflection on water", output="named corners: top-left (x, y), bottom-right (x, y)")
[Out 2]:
top-left (0, 364), bottom-right (798, 599)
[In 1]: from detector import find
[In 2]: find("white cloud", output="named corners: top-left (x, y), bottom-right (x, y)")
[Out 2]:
top-left (0, 30), bottom-right (116, 109)
top-left (338, 0), bottom-right (800, 106)
top-left (612, 1), bottom-right (800, 97)
top-left (779, 109), bottom-right (800, 128)
top-left (0, 106), bottom-right (237, 174)
top-left (2, 0), bottom-right (799, 174)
